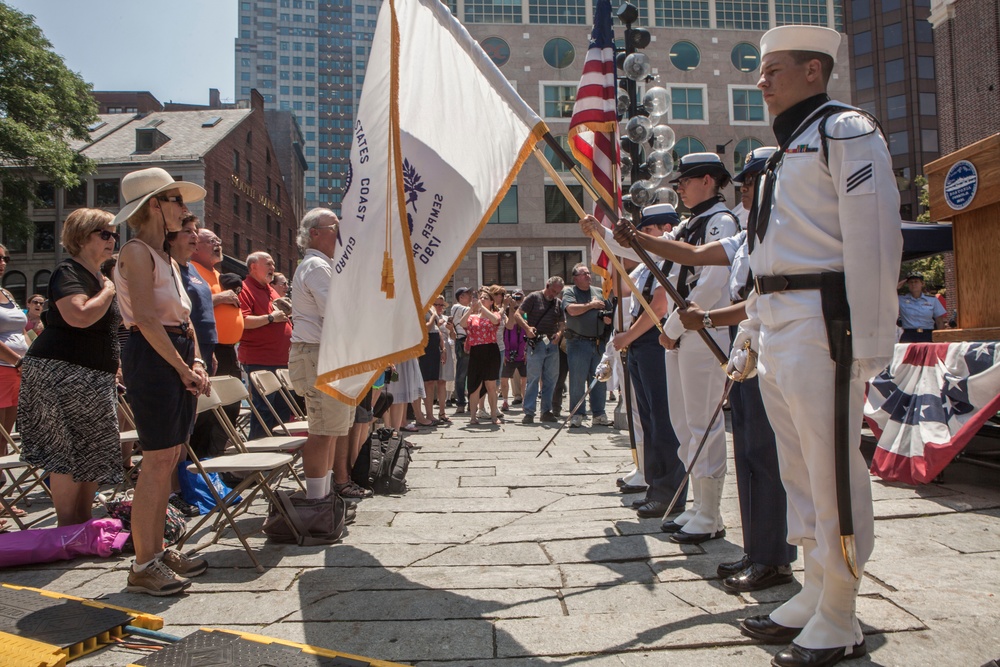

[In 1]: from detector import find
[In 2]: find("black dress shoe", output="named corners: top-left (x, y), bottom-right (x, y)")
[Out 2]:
top-left (540, 411), bottom-right (558, 423)
top-left (660, 520), bottom-right (684, 533)
top-left (635, 499), bottom-right (671, 518)
top-left (616, 477), bottom-right (626, 488)
top-left (620, 484), bottom-right (647, 494)
top-left (670, 527), bottom-right (725, 545)
top-left (723, 562), bottom-right (794, 594)
top-left (717, 554), bottom-right (751, 578)
top-left (771, 640), bottom-right (867, 667)
top-left (631, 497), bottom-right (649, 508)
top-left (740, 615), bottom-right (802, 645)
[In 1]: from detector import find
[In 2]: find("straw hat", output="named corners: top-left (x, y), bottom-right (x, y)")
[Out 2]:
top-left (111, 167), bottom-right (206, 226)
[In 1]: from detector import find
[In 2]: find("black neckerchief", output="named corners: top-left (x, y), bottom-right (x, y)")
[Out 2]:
top-left (673, 195), bottom-right (726, 299)
top-left (772, 93), bottom-right (830, 145)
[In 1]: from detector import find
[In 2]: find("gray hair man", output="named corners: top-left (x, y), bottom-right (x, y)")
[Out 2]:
top-left (287, 208), bottom-right (371, 501)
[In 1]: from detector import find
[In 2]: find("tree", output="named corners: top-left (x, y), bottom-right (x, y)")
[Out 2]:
top-left (0, 2), bottom-right (97, 243)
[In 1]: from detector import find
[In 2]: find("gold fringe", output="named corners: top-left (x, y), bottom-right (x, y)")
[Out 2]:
top-left (381, 250), bottom-right (395, 298)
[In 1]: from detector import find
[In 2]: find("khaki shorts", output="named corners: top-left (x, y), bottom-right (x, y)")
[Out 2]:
top-left (287, 342), bottom-right (352, 437)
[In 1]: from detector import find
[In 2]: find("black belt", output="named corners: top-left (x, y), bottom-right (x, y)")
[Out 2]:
top-left (130, 324), bottom-right (193, 339)
top-left (565, 331), bottom-right (600, 341)
top-left (754, 272), bottom-right (831, 295)
top-left (903, 328), bottom-right (929, 333)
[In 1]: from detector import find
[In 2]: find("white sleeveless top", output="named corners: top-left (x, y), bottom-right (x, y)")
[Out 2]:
top-left (115, 239), bottom-right (191, 328)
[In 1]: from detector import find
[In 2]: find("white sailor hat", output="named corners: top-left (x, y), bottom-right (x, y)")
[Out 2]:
top-left (669, 152), bottom-right (732, 184)
top-left (638, 203), bottom-right (680, 229)
top-left (760, 25), bottom-right (841, 62)
top-left (733, 146), bottom-right (777, 185)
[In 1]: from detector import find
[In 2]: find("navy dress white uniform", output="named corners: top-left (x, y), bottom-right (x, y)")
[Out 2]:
top-left (662, 154), bottom-right (737, 544)
top-left (738, 26), bottom-right (903, 660)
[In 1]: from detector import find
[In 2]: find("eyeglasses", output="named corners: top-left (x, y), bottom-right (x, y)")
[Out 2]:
top-left (157, 194), bottom-right (184, 204)
top-left (92, 230), bottom-right (121, 242)
top-left (200, 237), bottom-right (223, 246)
top-left (0, 257), bottom-right (9, 263)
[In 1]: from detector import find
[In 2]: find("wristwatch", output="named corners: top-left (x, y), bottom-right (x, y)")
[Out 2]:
top-left (702, 311), bottom-right (714, 329)
top-left (267, 313), bottom-right (274, 324)
top-left (192, 357), bottom-right (206, 367)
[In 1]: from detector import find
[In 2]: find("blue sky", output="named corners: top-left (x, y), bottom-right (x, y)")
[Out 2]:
top-left (7, 0), bottom-right (238, 106)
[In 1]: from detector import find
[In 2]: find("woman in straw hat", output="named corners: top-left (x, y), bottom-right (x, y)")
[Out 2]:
top-left (112, 167), bottom-right (211, 596)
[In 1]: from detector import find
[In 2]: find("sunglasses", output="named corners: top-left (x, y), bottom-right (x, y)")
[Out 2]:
top-left (157, 194), bottom-right (184, 204)
top-left (30, 300), bottom-right (44, 306)
top-left (0, 256), bottom-right (9, 263)
top-left (93, 230), bottom-right (121, 242)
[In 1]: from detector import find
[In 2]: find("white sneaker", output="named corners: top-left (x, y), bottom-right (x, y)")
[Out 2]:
top-left (592, 414), bottom-right (612, 426)
top-left (569, 415), bottom-right (584, 428)
top-left (477, 409), bottom-right (490, 420)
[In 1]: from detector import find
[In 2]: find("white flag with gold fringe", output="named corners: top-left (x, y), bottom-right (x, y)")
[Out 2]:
top-left (316, 0), bottom-right (545, 404)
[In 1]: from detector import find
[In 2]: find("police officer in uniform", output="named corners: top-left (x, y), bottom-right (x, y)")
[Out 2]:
top-left (729, 26), bottom-right (902, 667)
top-left (658, 153), bottom-right (738, 545)
top-left (897, 272), bottom-right (946, 342)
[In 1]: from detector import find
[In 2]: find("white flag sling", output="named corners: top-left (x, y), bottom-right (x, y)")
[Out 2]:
top-left (316, 0), bottom-right (545, 404)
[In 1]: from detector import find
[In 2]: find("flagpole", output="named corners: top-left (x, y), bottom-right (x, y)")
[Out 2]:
top-left (539, 132), bottom-right (729, 367)
top-left (533, 148), bottom-right (665, 336)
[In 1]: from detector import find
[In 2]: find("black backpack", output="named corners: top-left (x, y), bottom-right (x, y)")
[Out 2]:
top-left (352, 427), bottom-right (411, 494)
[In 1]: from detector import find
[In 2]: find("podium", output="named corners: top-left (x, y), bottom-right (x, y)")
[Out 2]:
top-left (925, 133), bottom-right (1000, 342)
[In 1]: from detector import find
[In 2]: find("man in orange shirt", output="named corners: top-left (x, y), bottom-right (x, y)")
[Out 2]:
top-left (192, 229), bottom-right (245, 449)
top-left (192, 229), bottom-right (244, 378)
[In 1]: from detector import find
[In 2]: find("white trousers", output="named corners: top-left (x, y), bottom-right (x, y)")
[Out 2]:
top-left (621, 377), bottom-right (647, 486)
top-left (665, 328), bottom-right (729, 480)
top-left (757, 316), bottom-right (874, 649)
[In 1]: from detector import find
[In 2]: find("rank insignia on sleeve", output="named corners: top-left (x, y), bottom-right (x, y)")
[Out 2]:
top-left (844, 161), bottom-right (875, 195)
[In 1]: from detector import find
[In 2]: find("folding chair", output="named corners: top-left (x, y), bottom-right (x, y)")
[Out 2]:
top-left (177, 389), bottom-right (301, 572)
top-left (248, 370), bottom-right (310, 436)
top-left (275, 368), bottom-right (307, 420)
top-left (210, 376), bottom-right (308, 454)
top-left (1, 425), bottom-right (54, 530)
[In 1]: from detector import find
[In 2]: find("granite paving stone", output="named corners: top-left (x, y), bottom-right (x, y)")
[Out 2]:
top-left (3, 404), bottom-right (998, 667)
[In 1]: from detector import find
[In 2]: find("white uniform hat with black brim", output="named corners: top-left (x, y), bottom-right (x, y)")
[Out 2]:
top-left (732, 146), bottom-right (778, 186)
top-left (111, 167), bottom-right (207, 227)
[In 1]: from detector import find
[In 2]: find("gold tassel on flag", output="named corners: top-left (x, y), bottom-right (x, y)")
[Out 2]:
top-left (381, 250), bottom-right (395, 298)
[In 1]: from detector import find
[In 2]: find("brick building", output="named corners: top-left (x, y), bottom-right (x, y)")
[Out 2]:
top-left (1, 90), bottom-right (303, 304)
top-left (929, 0), bottom-right (1000, 155)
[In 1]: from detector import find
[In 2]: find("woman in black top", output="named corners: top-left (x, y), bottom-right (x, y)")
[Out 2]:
top-left (18, 208), bottom-right (121, 527)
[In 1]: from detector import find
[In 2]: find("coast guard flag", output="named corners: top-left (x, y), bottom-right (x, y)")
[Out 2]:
top-left (864, 342), bottom-right (1000, 484)
top-left (316, 0), bottom-right (545, 404)
top-left (569, 0), bottom-right (621, 289)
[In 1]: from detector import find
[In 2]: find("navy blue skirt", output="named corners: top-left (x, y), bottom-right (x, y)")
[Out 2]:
top-left (122, 330), bottom-right (196, 450)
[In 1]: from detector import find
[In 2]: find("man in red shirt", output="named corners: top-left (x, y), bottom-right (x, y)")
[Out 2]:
top-left (239, 251), bottom-right (293, 438)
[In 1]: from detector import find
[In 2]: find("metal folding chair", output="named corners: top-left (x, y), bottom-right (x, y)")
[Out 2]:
top-left (177, 389), bottom-right (300, 572)
top-left (275, 368), bottom-right (307, 420)
top-left (0, 424), bottom-right (53, 530)
top-left (248, 370), bottom-right (310, 436)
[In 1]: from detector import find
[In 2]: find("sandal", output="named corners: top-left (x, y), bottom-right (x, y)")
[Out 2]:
top-left (0, 506), bottom-right (26, 518)
top-left (335, 481), bottom-right (374, 500)
top-left (437, 414), bottom-right (452, 423)
top-left (469, 416), bottom-right (480, 425)
top-left (401, 423), bottom-right (420, 432)
top-left (491, 416), bottom-right (502, 426)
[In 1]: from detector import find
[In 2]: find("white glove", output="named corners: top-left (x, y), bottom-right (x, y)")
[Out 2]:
top-left (727, 325), bottom-right (759, 381)
top-left (595, 360), bottom-right (613, 383)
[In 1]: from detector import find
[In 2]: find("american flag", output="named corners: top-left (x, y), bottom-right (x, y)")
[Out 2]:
top-left (569, 0), bottom-right (620, 289)
top-left (864, 342), bottom-right (1000, 485)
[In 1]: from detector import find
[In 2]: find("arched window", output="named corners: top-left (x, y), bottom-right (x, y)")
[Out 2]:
top-left (32, 270), bottom-right (51, 299)
top-left (734, 138), bottom-right (763, 171)
top-left (2, 271), bottom-right (27, 306)
top-left (671, 137), bottom-right (706, 163)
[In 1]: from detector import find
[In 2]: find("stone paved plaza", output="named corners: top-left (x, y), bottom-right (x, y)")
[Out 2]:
top-left (3, 406), bottom-right (1000, 666)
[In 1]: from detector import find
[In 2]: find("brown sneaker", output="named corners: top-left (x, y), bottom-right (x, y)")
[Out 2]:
top-left (161, 548), bottom-right (209, 577)
top-left (127, 559), bottom-right (191, 596)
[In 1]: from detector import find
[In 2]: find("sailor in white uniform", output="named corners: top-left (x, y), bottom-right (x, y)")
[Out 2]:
top-left (730, 25), bottom-right (902, 667)
top-left (656, 153), bottom-right (738, 545)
